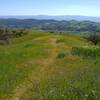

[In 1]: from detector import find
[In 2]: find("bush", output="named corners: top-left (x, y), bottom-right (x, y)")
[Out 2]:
top-left (57, 52), bottom-right (66, 59)
top-left (0, 28), bottom-right (28, 45)
top-left (14, 29), bottom-right (28, 37)
top-left (56, 39), bottom-right (64, 43)
top-left (85, 33), bottom-right (100, 45)
top-left (71, 46), bottom-right (100, 58)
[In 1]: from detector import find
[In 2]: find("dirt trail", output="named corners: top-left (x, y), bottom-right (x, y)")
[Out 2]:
top-left (9, 37), bottom-right (58, 100)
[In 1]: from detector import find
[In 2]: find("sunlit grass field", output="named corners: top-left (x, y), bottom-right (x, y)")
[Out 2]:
top-left (0, 30), bottom-right (100, 100)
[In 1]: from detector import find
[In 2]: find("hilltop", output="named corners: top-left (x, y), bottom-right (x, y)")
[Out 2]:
top-left (0, 30), bottom-right (99, 99)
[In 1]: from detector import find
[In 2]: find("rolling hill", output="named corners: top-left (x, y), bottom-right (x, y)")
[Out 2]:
top-left (0, 19), bottom-right (100, 32)
top-left (0, 30), bottom-right (99, 99)
top-left (1, 15), bottom-right (100, 22)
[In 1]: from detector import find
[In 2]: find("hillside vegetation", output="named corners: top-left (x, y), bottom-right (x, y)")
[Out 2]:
top-left (1, 19), bottom-right (100, 32)
top-left (0, 30), bottom-right (100, 100)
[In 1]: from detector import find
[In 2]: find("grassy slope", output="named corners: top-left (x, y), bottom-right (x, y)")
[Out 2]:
top-left (0, 30), bottom-right (100, 100)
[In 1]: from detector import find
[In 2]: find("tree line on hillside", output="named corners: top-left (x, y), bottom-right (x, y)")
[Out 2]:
top-left (0, 19), bottom-right (100, 32)
top-left (0, 28), bottom-right (28, 44)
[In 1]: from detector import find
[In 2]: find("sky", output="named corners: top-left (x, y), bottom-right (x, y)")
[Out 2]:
top-left (0, 0), bottom-right (100, 17)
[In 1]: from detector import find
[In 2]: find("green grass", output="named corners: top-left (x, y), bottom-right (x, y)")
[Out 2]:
top-left (0, 30), bottom-right (100, 100)
top-left (71, 46), bottom-right (100, 58)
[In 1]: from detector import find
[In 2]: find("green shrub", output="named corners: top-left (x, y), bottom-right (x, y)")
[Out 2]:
top-left (85, 33), bottom-right (100, 45)
top-left (71, 46), bottom-right (100, 58)
top-left (0, 28), bottom-right (28, 45)
top-left (24, 43), bottom-right (33, 48)
top-left (57, 52), bottom-right (66, 59)
top-left (56, 39), bottom-right (64, 43)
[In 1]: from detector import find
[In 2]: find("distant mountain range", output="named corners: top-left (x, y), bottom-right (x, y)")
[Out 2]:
top-left (0, 15), bottom-right (100, 22)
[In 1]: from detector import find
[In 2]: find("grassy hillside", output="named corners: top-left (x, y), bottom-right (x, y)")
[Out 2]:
top-left (0, 30), bottom-right (100, 100)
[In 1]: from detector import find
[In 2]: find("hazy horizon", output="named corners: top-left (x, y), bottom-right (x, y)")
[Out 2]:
top-left (0, 14), bottom-right (100, 17)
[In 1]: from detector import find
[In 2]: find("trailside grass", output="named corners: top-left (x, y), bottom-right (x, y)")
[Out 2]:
top-left (0, 30), bottom-right (99, 100)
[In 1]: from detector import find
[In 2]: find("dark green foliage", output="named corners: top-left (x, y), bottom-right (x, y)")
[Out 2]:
top-left (71, 46), bottom-right (100, 58)
top-left (24, 43), bottom-right (33, 48)
top-left (14, 29), bottom-right (28, 37)
top-left (56, 39), bottom-right (64, 43)
top-left (0, 28), bottom-right (28, 44)
top-left (57, 52), bottom-right (66, 59)
top-left (0, 28), bottom-right (11, 44)
top-left (86, 33), bottom-right (100, 45)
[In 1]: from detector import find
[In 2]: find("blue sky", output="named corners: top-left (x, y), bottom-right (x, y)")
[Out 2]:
top-left (0, 0), bottom-right (100, 16)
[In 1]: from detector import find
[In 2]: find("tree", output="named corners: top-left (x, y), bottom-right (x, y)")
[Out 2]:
top-left (0, 28), bottom-right (10, 44)
top-left (86, 33), bottom-right (100, 45)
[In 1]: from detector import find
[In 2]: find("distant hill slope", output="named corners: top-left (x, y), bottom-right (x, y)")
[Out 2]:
top-left (0, 15), bottom-right (100, 22)
top-left (0, 18), bottom-right (100, 32)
